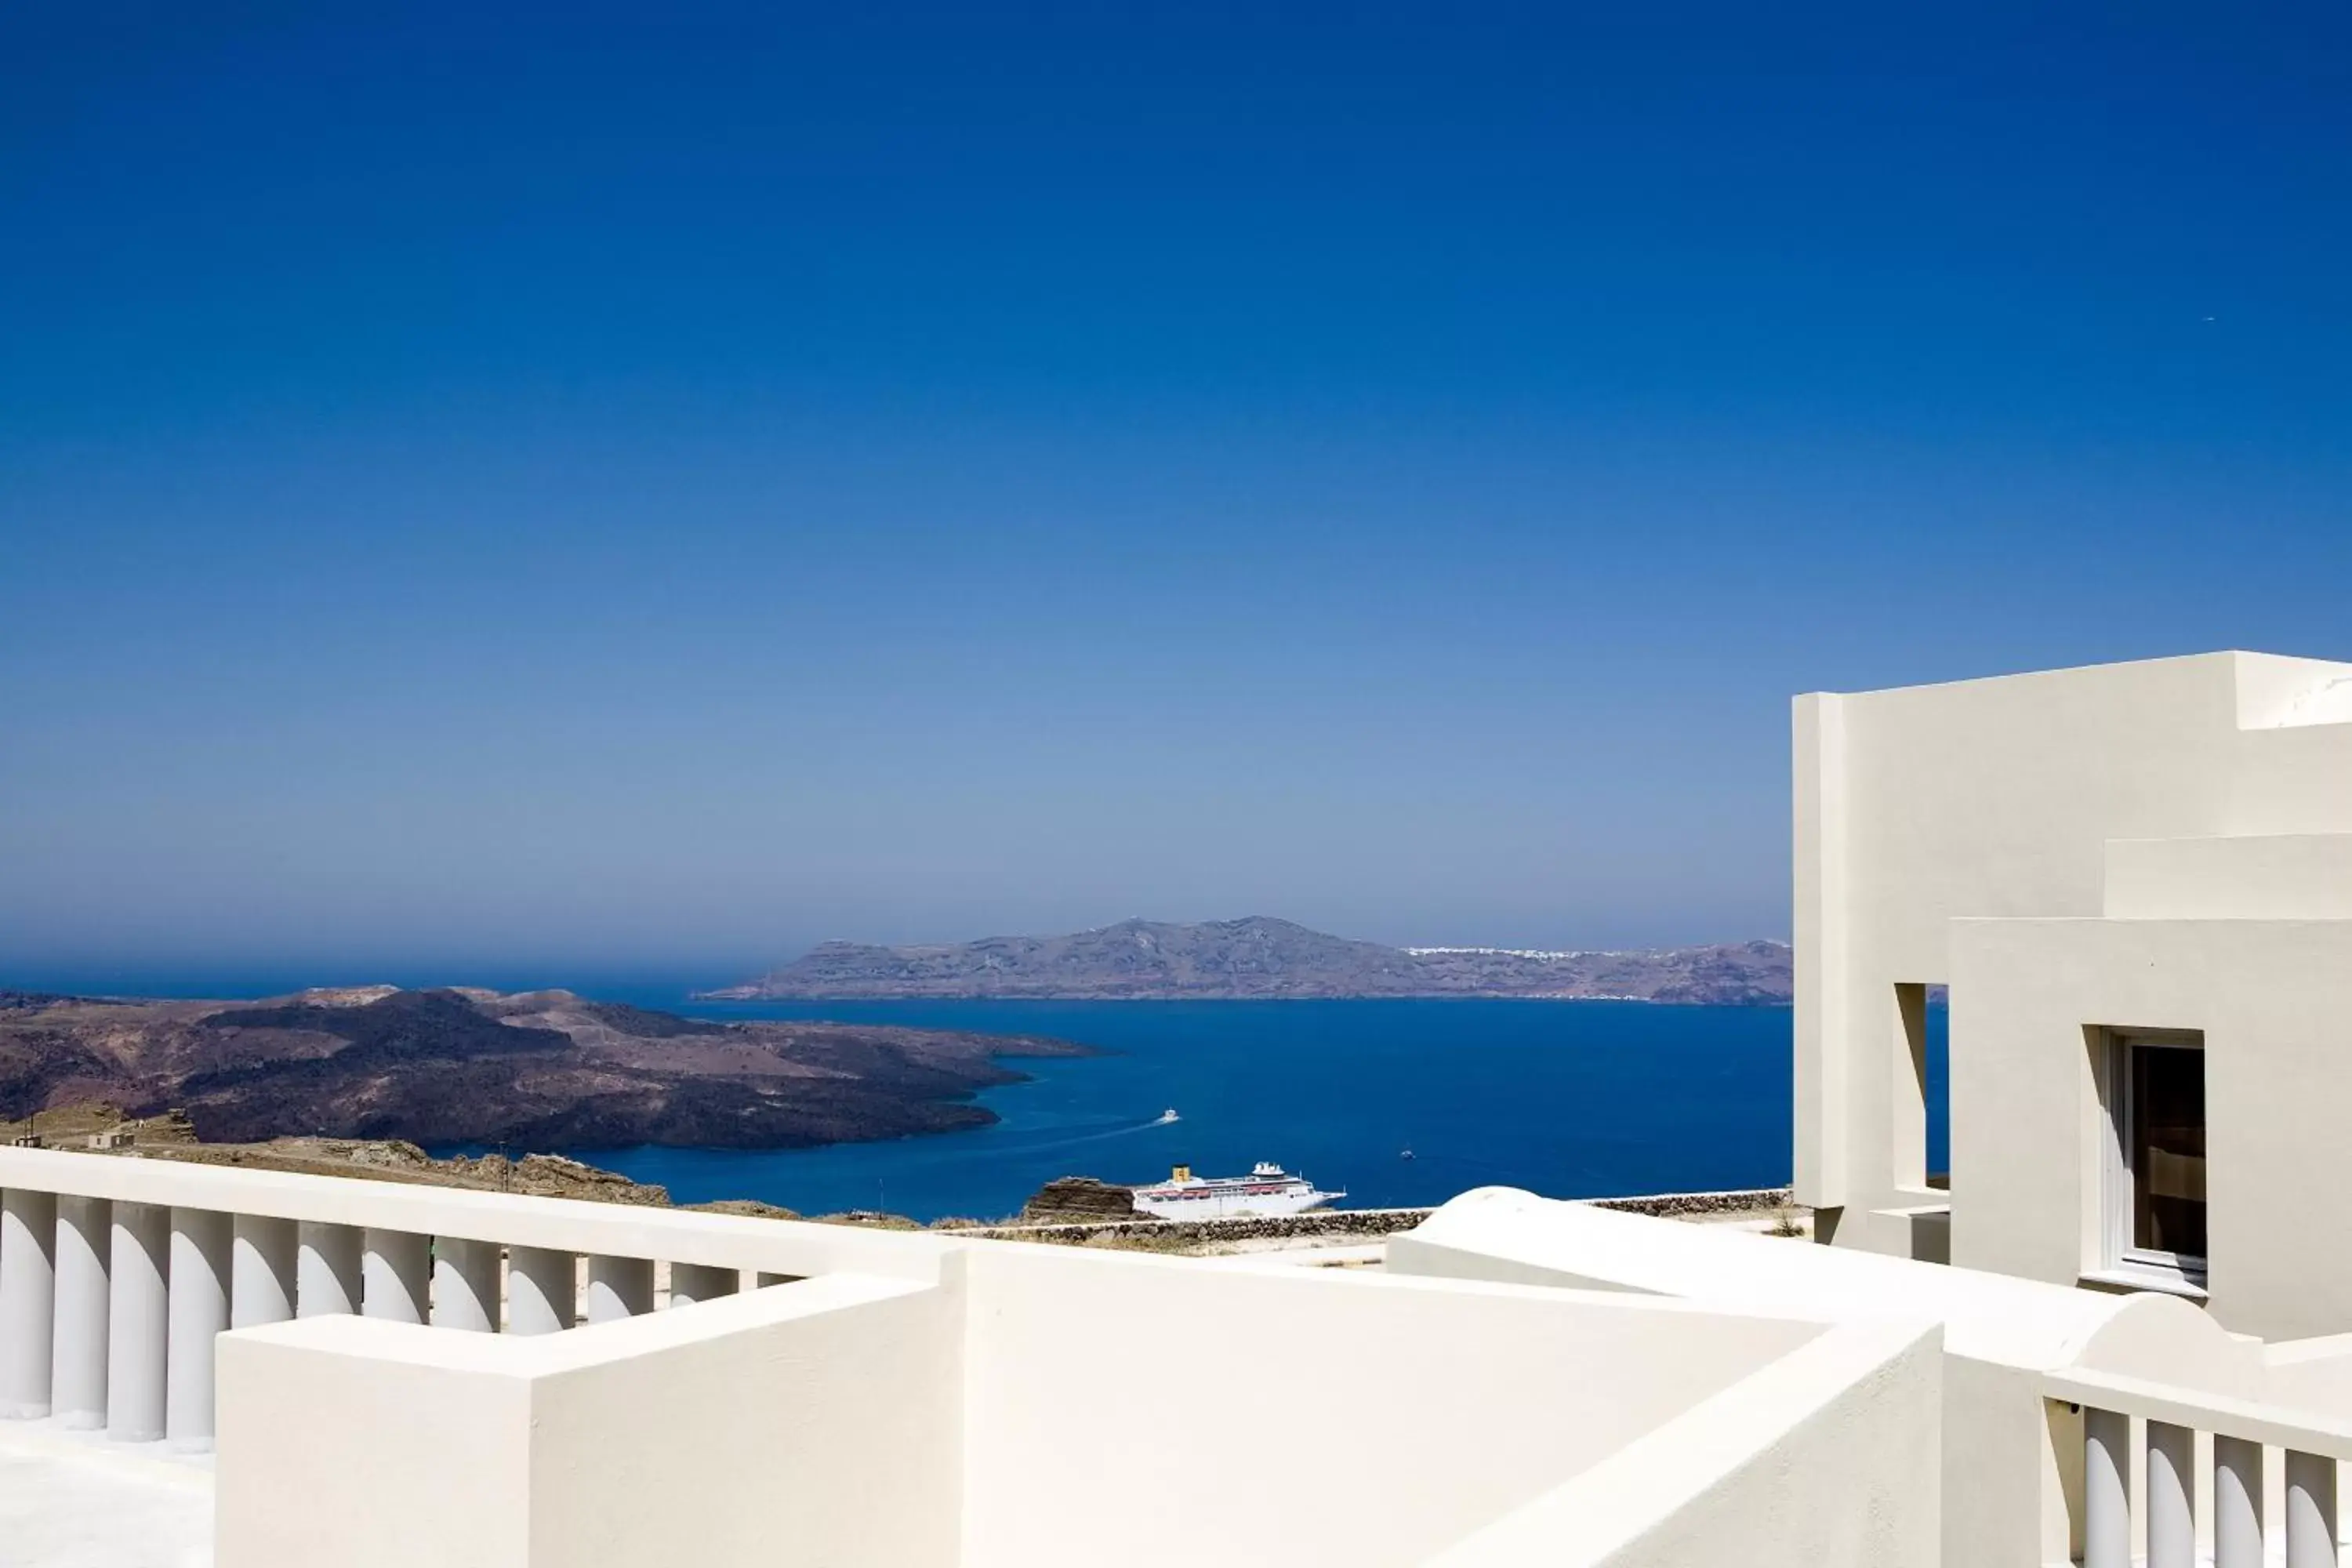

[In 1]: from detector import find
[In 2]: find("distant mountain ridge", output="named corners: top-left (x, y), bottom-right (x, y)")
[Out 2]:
top-left (705, 917), bottom-right (1791, 1004)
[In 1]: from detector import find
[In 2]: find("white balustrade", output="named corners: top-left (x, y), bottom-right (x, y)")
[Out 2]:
top-left (297, 1220), bottom-right (361, 1316)
top-left (53, 1195), bottom-right (109, 1428)
top-left (0, 1145), bottom-right (920, 1468)
top-left (107, 1201), bottom-right (169, 1441)
top-left (2287, 1449), bottom-right (2338, 1568)
top-left (167, 1207), bottom-right (230, 1448)
top-left (2146, 1419), bottom-right (2194, 1568)
top-left (362, 1228), bottom-right (429, 1323)
top-left (231, 1214), bottom-right (296, 1328)
top-left (2062, 1373), bottom-right (2350, 1568)
top-left (2216, 1435), bottom-right (2263, 1568)
top-left (0, 1189), bottom-right (56, 1417)
top-left (2083, 1406), bottom-right (2129, 1568)
top-left (431, 1236), bottom-right (499, 1332)
top-left (586, 1254), bottom-right (654, 1321)
top-left (670, 1262), bottom-right (739, 1307)
top-left (507, 1247), bottom-right (575, 1335)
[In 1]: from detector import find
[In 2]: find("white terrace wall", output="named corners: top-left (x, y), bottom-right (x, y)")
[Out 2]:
top-left (1421, 1318), bottom-right (1940, 1568)
top-left (217, 1231), bottom-right (1854, 1568)
top-left (956, 1243), bottom-right (1824, 1568)
top-left (1795, 652), bottom-right (2352, 1240)
top-left (1393, 1189), bottom-right (2263, 1568)
top-left (0, 1143), bottom-right (956, 1459)
top-left (217, 1273), bottom-right (963, 1568)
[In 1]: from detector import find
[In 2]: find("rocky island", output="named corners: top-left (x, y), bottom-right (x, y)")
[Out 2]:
top-left (0, 987), bottom-right (1087, 1150)
top-left (705, 916), bottom-right (1792, 1004)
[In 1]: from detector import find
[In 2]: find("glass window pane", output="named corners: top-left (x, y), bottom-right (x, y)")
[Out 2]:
top-left (2132, 1045), bottom-right (2206, 1260)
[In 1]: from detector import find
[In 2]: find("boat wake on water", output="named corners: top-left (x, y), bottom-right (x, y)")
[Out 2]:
top-left (996, 1112), bottom-right (1187, 1158)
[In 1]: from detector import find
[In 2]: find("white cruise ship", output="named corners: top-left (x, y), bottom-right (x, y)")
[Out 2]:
top-left (1130, 1162), bottom-right (1343, 1220)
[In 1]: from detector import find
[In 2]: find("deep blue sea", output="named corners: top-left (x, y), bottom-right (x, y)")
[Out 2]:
top-left (499, 993), bottom-right (1947, 1223)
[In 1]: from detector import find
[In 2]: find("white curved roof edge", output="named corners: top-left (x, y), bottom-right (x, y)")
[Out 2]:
top-left (1399, 1188), bottom-right (2259, 1392)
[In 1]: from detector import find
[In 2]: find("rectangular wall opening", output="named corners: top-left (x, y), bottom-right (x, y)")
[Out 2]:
top-left (2098, 1029), bottom-right (2207, 1280)
top-left (1926, 990), bottom-right (1949, 1187)
top-left (1892, 983), bottom-right (1950, 1192)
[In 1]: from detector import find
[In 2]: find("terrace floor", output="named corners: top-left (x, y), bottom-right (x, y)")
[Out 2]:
top-left (0, 1418), bottom-right (212, 1567)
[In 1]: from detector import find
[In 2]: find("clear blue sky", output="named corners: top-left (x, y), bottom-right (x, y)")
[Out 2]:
top-left (5, 4), bottom-right (2350, 989)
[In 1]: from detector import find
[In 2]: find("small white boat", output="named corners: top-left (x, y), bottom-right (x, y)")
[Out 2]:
top-left (1153, 1108), bottom-right (1180, 1125)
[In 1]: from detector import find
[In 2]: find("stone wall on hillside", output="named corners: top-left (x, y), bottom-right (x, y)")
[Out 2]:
top-left (970, 1185), bottom-right (1795, 1247)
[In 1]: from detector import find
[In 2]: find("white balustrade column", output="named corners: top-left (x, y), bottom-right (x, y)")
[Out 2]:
top-left (361, 1229), bottom-right (429, 1324)
top-left (0, 1189), bottom-right (56, 1417)
top-left (296, 1221), bottom-right (361, 1316)
top-left (584, 1255), bottom-right (652, 1322)
top-left (431, 1237), bottom-right (499, 1332)
top-left (165, 1208), bottom-right (230, 1450)
top-left (2084, 1406), bottom-right (2130, 1568)
top-left (2288, 1449), bottom-right (2339, 1568)
top-left (107, 1201), bottom-right (169, 1442)
top-left (2146, 1420), bottom-right (2194, 1568)
top-left (52, 1196), bottom-right (110, 1428)
top-left (231, 1216), bottom-right (297, 1328)
top-left (2216, 1434), bottom-right (2264, 1568)
top-left (667, 1262), bottom-right (738, 1308)
top-left (506, 1247), bottom-right (575, 1335)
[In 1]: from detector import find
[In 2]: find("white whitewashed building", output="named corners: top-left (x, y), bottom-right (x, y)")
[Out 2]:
top-left (1793, 651), bottom-right (2352, 1334)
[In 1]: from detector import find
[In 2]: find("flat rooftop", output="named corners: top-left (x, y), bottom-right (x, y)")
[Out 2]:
top-left (0, 1420), bottom-right (213, 1568)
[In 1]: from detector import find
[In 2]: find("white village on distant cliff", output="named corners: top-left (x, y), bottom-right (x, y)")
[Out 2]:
top-left (2, 648), bottom-right (2351, 1566)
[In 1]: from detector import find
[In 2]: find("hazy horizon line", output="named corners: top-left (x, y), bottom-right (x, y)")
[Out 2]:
top-left (2, 914), bottom-right (1791, 1001)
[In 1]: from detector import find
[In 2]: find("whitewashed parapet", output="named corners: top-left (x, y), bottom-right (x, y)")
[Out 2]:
top-left (2047, 1365), bottom-right (2352, 1568)
top-left (1421, 1317), bottom-right (1942, 1568)
top-left (0, 1146), bottom-right (954, 1280)
top-left (215, 1273), bottom-right (962, 1568)
top-left (0, 1145), bottom-right (959, 1452)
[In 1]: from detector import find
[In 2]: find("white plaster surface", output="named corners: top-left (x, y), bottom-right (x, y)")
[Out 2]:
top-left (960, 1241), bottom-right (1824, 1568)
top-left (2105, 833), bottom-right (2352, 920)
top-left (0, 1417), bottom-right (212, 1567)
top-left (1793, 651), bottom-right (2352, 1231)
top-left (1395, 1186), bottom-right (2252, 1378)
top-left (1950, 916), bottom-right (2352, 1340)
top-left (216, 1272), bottom-right (958, 1568)
top-left (1424, 1317), bottom-right (1942, 1568)
top-left (1395, 1187), bottom-right (2262, 1567)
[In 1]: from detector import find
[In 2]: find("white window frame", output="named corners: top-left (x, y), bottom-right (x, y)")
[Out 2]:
top-left (2100, 1029), bottom-right (2207, 1287)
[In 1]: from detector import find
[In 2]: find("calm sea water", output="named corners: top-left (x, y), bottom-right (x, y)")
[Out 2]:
top-left (524, 994), bottom-right (1947, 1223)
